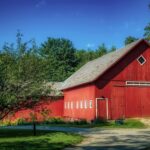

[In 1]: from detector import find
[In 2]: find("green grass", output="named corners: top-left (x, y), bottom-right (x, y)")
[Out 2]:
top-left (44, 119), bottom-right (146, 128)
top-left (0, 129), bottom-right (83, 150)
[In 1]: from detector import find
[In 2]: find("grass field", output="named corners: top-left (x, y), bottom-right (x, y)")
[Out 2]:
top-left (0, 129), bottom-right (83, 150)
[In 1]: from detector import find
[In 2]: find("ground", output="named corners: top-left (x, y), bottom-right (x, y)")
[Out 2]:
top-left (0, 128), bottom-right (83, 150)
top-left (2, 125), bottom-right (150, 150)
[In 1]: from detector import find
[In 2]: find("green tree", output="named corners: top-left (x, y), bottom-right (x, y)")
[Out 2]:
top-left (0, 32), bottom-right (49, 121)
top-left (96, 43), bottom-right (107, 57)
top-left (109, 46), bottom-right (116, 52)
top-left (40, 38), bottom-right (78, 81)
top-left (75, 49), bottom-right (97, 69)
top-left (124, 36), bottom-right (138, 45)
top-left (144, 23), bottom-right (150, 42)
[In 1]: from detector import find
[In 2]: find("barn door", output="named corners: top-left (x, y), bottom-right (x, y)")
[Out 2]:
top-left (111, 87), bottom-right (125, 119)
top-left (125, 87), bottom-right (142, 118)
top-left (97, 100), bottom-right (106, 119)
top-left (140, 87), bottom-right (150, 117)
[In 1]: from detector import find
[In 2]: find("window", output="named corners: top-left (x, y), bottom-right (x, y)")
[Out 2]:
top-left (71, 101), bottom-right (73, 109)
top-left (137, 55), bottom-right (146, 65)
top-left (126, 81), bottom-right (150, 86)
top-left (80, 101), bottom-right (83, 109)
top-left (84, 100), bottom-right (87, 109)
top-left (89, 100), bottom-right (92, 108)
top-left (64, 102), bottom-right (67, 109)
top-left (68, 102), bottom-right (70, 109)
top-left (76, 101), bottom-right (79, 109)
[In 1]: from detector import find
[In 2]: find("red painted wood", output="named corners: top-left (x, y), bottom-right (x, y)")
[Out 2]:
top-left (95, 42), bottom-right (150, 120)
top-left (10, 98), bottom-right (64, 122)
top-left (63, 84), bottom-right (96, 121)
top-left (97, 100), bottom-right (106, 119)
top-left (125, 87), bottom-right (142, 118)
top-left (111, 87), bottom-right (125, 119)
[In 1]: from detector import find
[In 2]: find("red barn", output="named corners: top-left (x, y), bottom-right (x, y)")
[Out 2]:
top-left (61, 39), bottom-right (150, 121)
top-left (9, 82), bottom-right (64, 122)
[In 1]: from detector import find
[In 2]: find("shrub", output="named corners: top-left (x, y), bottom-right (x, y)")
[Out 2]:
top-left (44, 117), bottom-right (65, 124)
top-left (70, 119), bottom-right (88, 125)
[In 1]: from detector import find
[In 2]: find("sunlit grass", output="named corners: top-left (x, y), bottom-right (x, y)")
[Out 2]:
top-left (0, 129), bottom-right (83, 150)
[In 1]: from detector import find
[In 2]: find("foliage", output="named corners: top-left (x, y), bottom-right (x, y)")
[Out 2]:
top-left (0, 118), bottom-right (27, 126)
top-left (144, 23), bottom-right (150, 42)
top-left (43, 118), bottom-right (145, 128)
top-left (124, 36), bottom-right (139, 45)
top-left (96, 43), bottom-right (107, 57)
top-left (40, 38), bottom-right (78, 81)
top-left (0, 129), bottom-right (83, 150)
top-left (0, 31), bottom-right (50, 121)
top-left (44, 117), bottom-right (65, 124)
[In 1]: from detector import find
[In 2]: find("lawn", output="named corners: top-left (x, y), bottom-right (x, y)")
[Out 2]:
top-left (0, 129), bottom-right (83, 150)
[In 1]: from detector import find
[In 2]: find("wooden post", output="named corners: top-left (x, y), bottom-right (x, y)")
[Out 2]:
top-left (33, 122), bottom-right (36, 136)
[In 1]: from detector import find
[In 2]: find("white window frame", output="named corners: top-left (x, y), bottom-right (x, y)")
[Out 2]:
top-left (68, 102), bottom-right (70, 109)
top-left (126, 81), bottom-right (150, 86)
top-left (71, 101), bottom-right (73, 109)
top-left (80, 101), bottom-right (83, 109)
top-left (137, 55), bottom-right (146, 65)
top-left (76, 101), bottom-right (79, 109)
top-left (89, 100), bottom-right (92, 108)
top-left (64, 102), bottom-right (67, 109)
top-left (84, 100), bottom-right (87, 109)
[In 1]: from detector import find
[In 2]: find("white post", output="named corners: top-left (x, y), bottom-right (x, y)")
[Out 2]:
top-left (95, 98), bottom-right (98, 119)
top-left (106, 98), bottom-right (109, 120)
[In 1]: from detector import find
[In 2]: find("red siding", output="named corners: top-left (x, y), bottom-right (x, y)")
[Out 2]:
top-left (95, 42), bottom-right (150, 119)
top-left (10, 98), bottom-right (64, 122)
top-left (63, 84), bottom-right (96, 121)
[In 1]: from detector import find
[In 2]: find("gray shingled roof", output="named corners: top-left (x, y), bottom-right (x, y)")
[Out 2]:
top-left (61, 39), bottom-right (148, 90)
top-left (46, 82), bottom-right (63, 96)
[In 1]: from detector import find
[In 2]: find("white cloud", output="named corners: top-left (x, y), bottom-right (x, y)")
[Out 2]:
top-left (86, 43), bottom-right (95, 48)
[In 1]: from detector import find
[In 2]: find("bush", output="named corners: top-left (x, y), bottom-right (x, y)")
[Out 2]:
top-left (71, 119), bottom-right (88, 125)
top-left (93, 118), bottom-right (109, 125)
top-left (44, 117), bottom-right (65, 124)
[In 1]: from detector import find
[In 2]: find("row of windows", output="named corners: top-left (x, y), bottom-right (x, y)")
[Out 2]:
top-left (64, 100), bottom-right (93, 109)
top-left (126, 81), bottom-right (150, 86)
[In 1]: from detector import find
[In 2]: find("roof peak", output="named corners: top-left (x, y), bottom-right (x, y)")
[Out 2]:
top-left (61, 39), bottom-right (149, 90)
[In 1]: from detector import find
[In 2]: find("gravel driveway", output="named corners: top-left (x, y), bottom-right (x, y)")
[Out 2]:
top-left (2, 125), bottom-right (150, 150)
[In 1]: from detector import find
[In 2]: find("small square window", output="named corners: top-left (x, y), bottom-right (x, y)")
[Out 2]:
top-left (89, 100), bottom-right (92, 108)
top-left (137, 55), bottom-right (146, 65)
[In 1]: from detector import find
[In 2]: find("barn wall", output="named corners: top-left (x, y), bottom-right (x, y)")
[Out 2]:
top-left (95, 42), bottom-right (150, 119)
top-left (63, 84), bottom-right (96, 121)
top-left (9, 98), bottom-right (64, 122)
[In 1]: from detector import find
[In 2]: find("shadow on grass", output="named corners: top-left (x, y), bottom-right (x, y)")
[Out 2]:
top-left (0, 129), bottom-right (82, 150)
top-left (0, 140), bottom-right (69, 150)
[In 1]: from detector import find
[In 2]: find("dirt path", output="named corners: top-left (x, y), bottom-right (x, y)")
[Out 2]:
top-left (1, 126), bottom-right (150, 150)
top-left (65, 128), bottom-right (150, 150)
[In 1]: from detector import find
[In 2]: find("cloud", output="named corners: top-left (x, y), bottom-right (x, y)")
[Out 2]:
top-left (86, 43), bottom-right (95, 48)
top-left (35, 0), bottom-right (46, 8)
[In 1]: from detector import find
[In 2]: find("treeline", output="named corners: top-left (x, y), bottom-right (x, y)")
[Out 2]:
top-left (0, 33), bottom-right (117, 82)
top-left (1, 31), bottom-right (150, 83)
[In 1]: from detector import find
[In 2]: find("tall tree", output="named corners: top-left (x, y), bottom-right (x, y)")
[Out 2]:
top-left (40, 38), bottom-right (78, 81)
top-left (96, 43), bottom-right (107, 57)
top-left (0, 32), bottom-right (49, 121)
top-left (109, 46), bottom-right (116, 52)
top-left (124, 36), bottom-right (138, 45)
top-left (144, 23), bottom-right (150, 42)
top-left (75, 49), bottom-right (97, 69)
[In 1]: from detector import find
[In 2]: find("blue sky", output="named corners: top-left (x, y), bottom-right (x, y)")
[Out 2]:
top-left (0, 0), bottom-right (150, 50)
